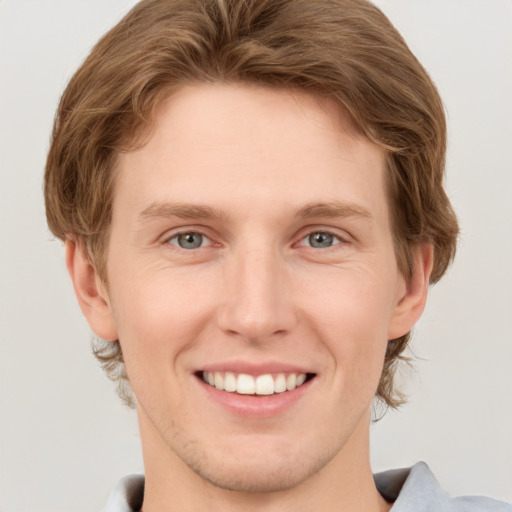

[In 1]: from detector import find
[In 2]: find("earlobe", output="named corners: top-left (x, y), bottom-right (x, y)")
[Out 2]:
top-left (388, 243), bottom-right (433, 340)
top-left (65, 238), bottom-right (118, 341)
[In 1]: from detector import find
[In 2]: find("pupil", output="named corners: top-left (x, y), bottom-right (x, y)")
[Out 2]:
top-left (178, 233), bottom-right (202, 249)
top-left (310, 232), bottom-right (333, 248)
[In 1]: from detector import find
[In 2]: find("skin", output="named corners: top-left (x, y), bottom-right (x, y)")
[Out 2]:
top-left (67, 83), bottom-right (432, 511)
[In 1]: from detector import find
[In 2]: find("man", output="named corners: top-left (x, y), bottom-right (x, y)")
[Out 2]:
top-left (43, 0), bottom-right (511, 510)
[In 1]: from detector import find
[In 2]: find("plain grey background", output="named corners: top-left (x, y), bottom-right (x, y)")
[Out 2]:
top-left (1, 1), bottom-right (511, 511)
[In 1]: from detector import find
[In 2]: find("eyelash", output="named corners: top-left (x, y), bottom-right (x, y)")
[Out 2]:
top-left (297, 231), bottom-right (344, 249)
top-left (165, 228), bottom-right (347, 251)
top-left (166, 231), bottom-right (214, 250)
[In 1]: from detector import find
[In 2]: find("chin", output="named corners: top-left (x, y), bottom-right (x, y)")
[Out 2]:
top-left (177, 436), bottom-right (335, 494)
top-left (192, 458), bottom-right (316, 493)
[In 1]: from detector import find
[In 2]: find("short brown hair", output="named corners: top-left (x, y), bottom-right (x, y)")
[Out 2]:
top-left (44, 0), bottom-right (459, 409)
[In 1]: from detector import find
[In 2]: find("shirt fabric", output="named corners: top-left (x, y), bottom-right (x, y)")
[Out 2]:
top-left (101, 461), bottom-right (512, 512)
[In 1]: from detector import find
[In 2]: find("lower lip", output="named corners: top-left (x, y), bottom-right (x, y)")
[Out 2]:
top-left (195, 376), bottom-right (315, 418)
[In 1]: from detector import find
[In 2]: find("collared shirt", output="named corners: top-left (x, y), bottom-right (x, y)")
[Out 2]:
top-left (101, 462), bottom-right (512, 512)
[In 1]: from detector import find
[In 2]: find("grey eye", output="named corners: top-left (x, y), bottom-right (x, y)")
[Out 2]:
top-left (308, 232), bottom-right (336, 248)
top-left (173, 232), bottom-right (205, 249)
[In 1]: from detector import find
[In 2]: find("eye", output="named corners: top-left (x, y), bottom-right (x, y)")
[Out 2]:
top-left (300, 231), bottom-right (342, 249)
top-left (168, 232), bottom-right (210, 249)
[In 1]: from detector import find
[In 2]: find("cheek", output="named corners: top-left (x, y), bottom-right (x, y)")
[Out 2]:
top-left (297, 266), bottom-right (395, 385)
top-left (108, 265), bottom-right (219, 367)
top-left (300, 264), bottom-right (396, 336)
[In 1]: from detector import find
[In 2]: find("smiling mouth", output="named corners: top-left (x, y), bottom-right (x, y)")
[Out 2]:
top-left (197, 371), bottom-right (316, 396)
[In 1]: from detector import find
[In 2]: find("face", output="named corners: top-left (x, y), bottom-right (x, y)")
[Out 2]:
top-left (87, 84), bottom-right (419, 492)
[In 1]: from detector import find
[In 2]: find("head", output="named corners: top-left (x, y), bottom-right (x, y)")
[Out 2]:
top-left (45, 0), bottom-right (458, 411)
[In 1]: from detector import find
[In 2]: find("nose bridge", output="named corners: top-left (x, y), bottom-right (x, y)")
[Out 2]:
top-left (217, 242), bottom-right (296, 341)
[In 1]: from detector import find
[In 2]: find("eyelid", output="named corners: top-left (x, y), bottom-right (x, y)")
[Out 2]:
top-left (168, 232), bottom-right (211, 248)
top-left (162, 227), bottom-right (218, 248)
top-left (297, 232), bottom-right (340, 248)
top-left (159, 225), bottom-right (351, 249)
top-left (295, 226), bottom-right (351, 247)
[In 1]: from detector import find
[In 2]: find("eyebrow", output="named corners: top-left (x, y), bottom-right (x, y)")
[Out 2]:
top-left (296, 201), bottom-right (372, 220)
top-left (137, 200), bottom-right (372, 223)
top-left (138, 202), bottom-right (227, 223)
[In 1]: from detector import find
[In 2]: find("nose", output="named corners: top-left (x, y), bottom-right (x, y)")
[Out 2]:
top-left (216, 246), bottom-right (298, 343)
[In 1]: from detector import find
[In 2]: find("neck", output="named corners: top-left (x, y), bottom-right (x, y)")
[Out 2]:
top-left (139, 409), bottom-right (390, 512)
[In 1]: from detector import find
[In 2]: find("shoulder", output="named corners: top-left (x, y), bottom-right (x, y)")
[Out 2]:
top-left (101, 474), bottom-right (144, 512)
top-left (102, 464), bottom-right (511, 511)
top-left (374, 462), bottom-right (512, 512)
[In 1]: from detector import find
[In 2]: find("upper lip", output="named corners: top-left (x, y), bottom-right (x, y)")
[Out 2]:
top-left (197, 360), bottom-right (315, 376)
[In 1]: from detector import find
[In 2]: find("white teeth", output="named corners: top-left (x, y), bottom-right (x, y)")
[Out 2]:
top-left (296, 373), bottom-right (306, 387)
top-left (237, 373), bottom-right (256, 394)
top-left (286, 373), bottom-right (296, 391)
top-left (224, 372), bottom-right (237, 392)
top-left (255, 374), bottom-right (274, 395)
top-left (274, 373), bottom-right (287, 393)
top-left (201, 371), bottom-right (309, 395)
top-left (214, 372), bottom-right (223, 390)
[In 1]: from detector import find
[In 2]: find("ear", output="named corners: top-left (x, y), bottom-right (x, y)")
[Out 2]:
top-left (65, 238), bottom-right (118, 341)
top-left (388, 243), bottom-right (433, 340)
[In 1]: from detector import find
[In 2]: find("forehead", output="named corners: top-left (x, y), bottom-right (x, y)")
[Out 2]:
top-left (114, 83), bottom-right (388, 226)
